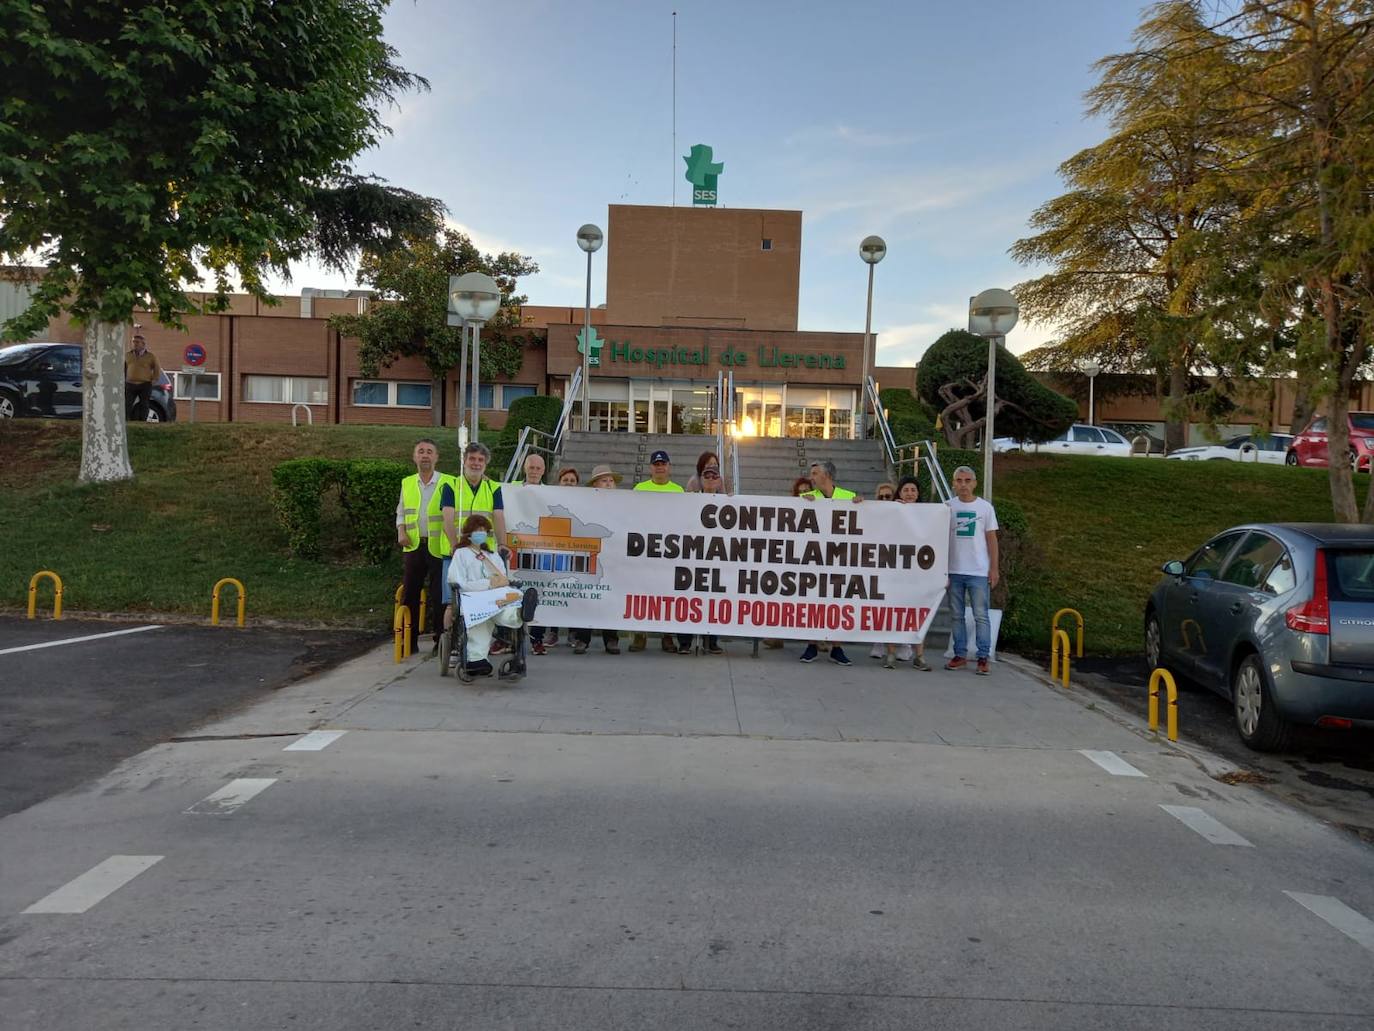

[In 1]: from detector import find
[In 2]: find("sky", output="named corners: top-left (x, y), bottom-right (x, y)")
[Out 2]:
top-left (276, 0), bottom-right (1149, 365)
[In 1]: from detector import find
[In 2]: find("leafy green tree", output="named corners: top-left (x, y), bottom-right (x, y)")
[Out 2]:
top-left (331, 229), bottom-right (540, 427)
top-left (1012, 2), bottom-right (1242, 451)
top-left (0, 1), bottom-right (440, 481)
top-left (917, 330), bottom-right (1077, 447)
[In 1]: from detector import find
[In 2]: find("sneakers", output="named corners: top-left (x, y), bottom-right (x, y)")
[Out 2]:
top-left (572, 640), bottom-right (588, 655)
top-left (945, 656), bottom-right (968, 671)
top-left (882, 655), bottom-right (896, 670)
top-left (547, 631), bottom-right (560, 647)
top-left (531, 641), bottom-right (547, 656)
top-left (869, 644), bottom-right (885, 660)
top-left (605, 639), bottom-right (621, 655)
top-left (629, 633), bottom-right (647, 652)
top-left (976, 658), bottom-right (990, 676)
top-left (829, 647), bottom-right (853, 667)
top-left (489, 639), bottom-right (510, 656)
top-left (895, 645), bottom-right (914, 662)
top-left (661, 636), bottom-right (678, 653)
top-left (706, 642), bottom-right (724, 655)
top-left (799, 644), bottom-right (819, 663)
top-left (912, 654), bottom-right (932, 672)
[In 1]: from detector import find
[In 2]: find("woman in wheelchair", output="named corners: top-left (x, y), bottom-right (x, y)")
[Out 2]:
top-left (445, 513), bottom-right (538, 677)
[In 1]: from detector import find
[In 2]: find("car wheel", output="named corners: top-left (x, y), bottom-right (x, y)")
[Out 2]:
top-left (0, 389), bottom-right (17, 419)
top-left (1233, 653), bottom-right (1292, 752)
top-left (1144, 611), bottom-right (1165, 671)
top-left (1285, 450), bottom-right (1299, 466)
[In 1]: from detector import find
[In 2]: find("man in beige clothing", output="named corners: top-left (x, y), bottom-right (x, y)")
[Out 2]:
top-left (124, 331), bottom-right (163, 422)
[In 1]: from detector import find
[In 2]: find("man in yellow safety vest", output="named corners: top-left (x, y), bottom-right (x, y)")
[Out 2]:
top-left (396, 438), bottom-right (458, 653)
top-left (630, 450), bottom-right (685, 652)
top-left (798, 459), bottom-right (860, 667)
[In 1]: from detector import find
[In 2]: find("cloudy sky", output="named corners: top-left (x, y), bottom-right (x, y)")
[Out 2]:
top-left (279, 0), bottom-right (1146, 363)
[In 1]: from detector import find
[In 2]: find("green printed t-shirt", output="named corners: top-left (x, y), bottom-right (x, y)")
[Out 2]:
top-left (633, 479), bottom-right (685, 493)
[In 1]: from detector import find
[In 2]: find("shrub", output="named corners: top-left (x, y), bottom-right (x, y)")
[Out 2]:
top-left (491, 393), bottom-right (566, 478)
top-left (272, 457), bottom-right (408, 562)
top-left (880, 387), bottom-right (938, 445)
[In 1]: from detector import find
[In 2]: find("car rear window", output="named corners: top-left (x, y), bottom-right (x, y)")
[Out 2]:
top-left (1328, 550), bottom-right (1374, 602)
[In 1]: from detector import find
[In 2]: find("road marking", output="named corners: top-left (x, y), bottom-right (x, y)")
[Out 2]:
top-left (0, 625), bottom-right (162, 656)
top-left (284, 730), bottom-right (347, 752)
top-left (185, 778), bottom-right (277, 815)
top-left (1079, 750), bottom-right (1146, 777)
top-left (1285, 892), bottom-right (1374, 953)
top-left (1159, 804), bottom-right (1254, 846)
top-left (23, 855), bottom-right (163, 914)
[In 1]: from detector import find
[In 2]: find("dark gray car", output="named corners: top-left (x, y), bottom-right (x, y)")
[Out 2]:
top-left (1145, 523), bottom-right (1374, 751)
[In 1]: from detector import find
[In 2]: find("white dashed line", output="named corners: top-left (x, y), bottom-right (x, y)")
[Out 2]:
top-left (283, 730), bottom-right (347, 752)
top-left (0, 625), bottom-right (162, 656)
top-left (1159, 804), bottom-right (1254, 846)
top-left (23, 855), bottom-right (163, 914)
top-left (185, 778), bottom-right (277, 815)
top-left (1079, 750), bottom-right (1146, 777)
top-left (1285, 892), bottom-right (1374, 953)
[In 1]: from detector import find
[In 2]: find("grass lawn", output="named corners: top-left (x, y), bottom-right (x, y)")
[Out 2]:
top-left (995, 453), bottom-right (1363, 656)
top-left (0, 421), bottom-right (1362, 653)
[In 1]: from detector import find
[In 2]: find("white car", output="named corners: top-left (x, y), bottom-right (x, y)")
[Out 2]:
top-left (998, 424), bottom-right (1135, 457)
top-left (1166, 433), bottom-right (1294, 464)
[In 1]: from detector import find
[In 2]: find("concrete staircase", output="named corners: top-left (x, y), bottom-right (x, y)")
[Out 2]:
top-left (556, 431), bottom-right (891, 497)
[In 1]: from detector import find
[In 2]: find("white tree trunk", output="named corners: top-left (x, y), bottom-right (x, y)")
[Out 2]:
top-left (79, 319), bottom-right (134, 483)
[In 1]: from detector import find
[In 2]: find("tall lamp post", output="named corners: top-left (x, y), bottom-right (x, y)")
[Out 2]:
top-left (576, 224), bottom-right (604, 431)
top-left (1077, 358), bottom-right (1101, 425)
top-left (968, 288), bottom-right (1019, 501)
top-left (447, 271), bottom-right (502, 447)
top-left (859, 235), bottom-right (887, 439)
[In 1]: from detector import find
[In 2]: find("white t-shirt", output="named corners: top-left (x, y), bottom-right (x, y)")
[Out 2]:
top-left (946, 496), bottom-right (999, 576)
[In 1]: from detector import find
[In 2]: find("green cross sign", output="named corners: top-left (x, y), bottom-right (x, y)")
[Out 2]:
top-left (683, 143), bottom-right (724, 206)
top-left (576, 325), bottom-right (605, 367)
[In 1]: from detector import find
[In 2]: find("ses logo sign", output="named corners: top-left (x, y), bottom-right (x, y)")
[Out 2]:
top-left (683, 144), bottom-right (723, 207)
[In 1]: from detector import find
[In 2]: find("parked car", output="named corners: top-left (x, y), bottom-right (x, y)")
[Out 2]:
top-left (1145, 523), bottom-right (1374, 751)
top-left (1166, 432), bottom-right (1294, 465)
top-left (996, 424), bottom-right (1134, 457)
top-left (1285, 413), bottom-right (1374, 470)
top-left (0, 342), bottom-right (176, 422)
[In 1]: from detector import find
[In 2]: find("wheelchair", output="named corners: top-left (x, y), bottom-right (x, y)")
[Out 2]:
top-left (439, 581), bottom-right (539, 684)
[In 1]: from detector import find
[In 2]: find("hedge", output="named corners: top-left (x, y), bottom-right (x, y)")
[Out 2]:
top-left (272, 457), bottom-right (410, 562)
top-left (491, 393), bottom-right (566, 477)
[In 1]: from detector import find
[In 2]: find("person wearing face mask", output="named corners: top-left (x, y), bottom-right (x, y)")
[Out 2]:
top-left (446, 513), bottom-right (538, 677)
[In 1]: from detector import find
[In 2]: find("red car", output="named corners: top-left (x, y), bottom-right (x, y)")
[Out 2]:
top-left (1286, 412), bottom-right (1374, 471)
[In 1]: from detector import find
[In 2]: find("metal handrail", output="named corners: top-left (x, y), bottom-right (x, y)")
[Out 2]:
top-left (921, 438), bottom-right (953, 502)
top-left (503, 425), bottom-right (558, 483)
top-left (866, 376), bottom-right (896, 462)
top-left (727, 370), bottom-right (739, 494)
top-left (551, 366), bottom-right (583, 454)
top-left (502, 425), bottom-right (532, 483)
top-left (715, 370), bottom-right (727, 483)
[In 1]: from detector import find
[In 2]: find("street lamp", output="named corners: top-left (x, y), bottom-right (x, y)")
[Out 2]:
top-left (968, 288), bottom-right (1020, 501)
top-left (1077, 358), bottom-right (1101, 426)
top-left (447, 271), bottom-right (502, 446)
top-left (576, 224), bottom-right (604, 432)
top-left (859, 235), bottom-right (887, 439)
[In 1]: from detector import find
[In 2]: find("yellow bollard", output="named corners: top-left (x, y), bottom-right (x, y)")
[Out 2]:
top-left (1148, 668), bottom-right (1179, 742)
top-left (28, 570), bottom-right (64, 620)
top-left (1052, 607), bottom-right (1084, 658)
top-left (394, 584), bottom-right (426, 634)
top-left (393, 604), bottom-right (412, 663)
top-left (211, 577), bottom-right (246, 627)
top-left (1049, 627), bottom-right (1071, 688)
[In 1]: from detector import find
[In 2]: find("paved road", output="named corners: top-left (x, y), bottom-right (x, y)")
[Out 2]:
top-left (1, 642), bottom-right (1371, 1029)
top-left (1075, 654), bottom-right (1374, 842)
top-left (0, 616), bottom-right (378, 818)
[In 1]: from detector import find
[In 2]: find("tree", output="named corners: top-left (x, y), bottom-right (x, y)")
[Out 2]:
top-left (917, 330), bottom-right (1077, 448)
top-left (331, 229), bottom-right (540, 426)
top-left (1011, 2), bottom-right (1243, 451)
top-left (0, 1), bottom-right (440, 481)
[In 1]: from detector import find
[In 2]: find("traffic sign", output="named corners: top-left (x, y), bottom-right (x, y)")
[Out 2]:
top-left (183, 343), bottom-right (206, 367)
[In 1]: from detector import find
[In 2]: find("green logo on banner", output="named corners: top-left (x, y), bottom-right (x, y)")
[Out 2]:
top-left (683, 143), bottom-right (724, 206)
top-left (576, 325), bottom-right (605, 367)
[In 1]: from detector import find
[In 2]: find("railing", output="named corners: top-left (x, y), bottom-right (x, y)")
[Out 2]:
top-left (920, 439), bottom-right (954, 502)
top-left (866, 376), bottom-right (927, 490)
top-left (715, 370), bottom-right (727, 487)
top-left (551, 365), bottom-right (584, 452)
top-left (727, 370), bottom-right (739, 494)
top-left (291, 403), bottom-right (313, 426)
top-left (503, 367), bottom-right (584, 482)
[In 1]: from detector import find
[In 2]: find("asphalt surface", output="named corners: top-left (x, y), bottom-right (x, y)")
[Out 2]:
top-left (1074, 654), bottom-right (1374, 841)
top-left (1, 641), bottom-right (1371, 1029)
top-left (0, 616), bottom-right (378, 819)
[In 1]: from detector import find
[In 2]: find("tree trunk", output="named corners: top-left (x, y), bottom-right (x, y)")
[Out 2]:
top-left (1326, 383), bottom-right (1357, 521)
top-left (431, 374), bottom-right (443, 427)
top-left (1164, 362), bottom-right (1188, 452)
top-left (79, 319), bottom-right (134, 483)
top-left (1290, 378), bottom-right (1315, 434)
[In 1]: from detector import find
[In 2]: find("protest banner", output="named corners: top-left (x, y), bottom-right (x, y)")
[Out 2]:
top-left (501, 486), bottom-right (950, 642)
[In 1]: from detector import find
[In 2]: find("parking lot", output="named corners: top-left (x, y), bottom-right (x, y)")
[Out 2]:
top-left (0, 616), bottom-right (377, 818)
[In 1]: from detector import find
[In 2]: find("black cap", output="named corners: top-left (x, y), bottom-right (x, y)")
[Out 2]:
top-left (650, 450), bottom-right (670, 464)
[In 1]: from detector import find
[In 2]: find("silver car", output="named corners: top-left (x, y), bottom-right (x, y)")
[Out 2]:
top-left (1145, 523), bottom-right (1374, 751)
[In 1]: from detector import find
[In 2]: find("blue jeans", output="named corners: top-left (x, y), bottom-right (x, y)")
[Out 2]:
top-left (948, 574), bottom-right (991, 660)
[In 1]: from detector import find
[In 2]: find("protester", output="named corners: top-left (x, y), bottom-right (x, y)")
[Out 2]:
top-left (447, 513), bottom-right (538, 677)
top-left (874, 482), bottom-right (896, 501)
top-left (572, 464), bottom-right (623, 654)
top-left (868, 482), bottom-right (909, 666)
top-left (797, 460), bottom-right (860, 666)
top-left (632, 451), bottom-right (683, 652)
top-left (442, 442), bottom-right (501, 552)
top-left (790, 476), bottom-right (813, 497)
top-left (396, 438), bottom-right (457, 653)
top-left (897, 476), bottom-right (920, 504)
top-left (682, 452), bottom-right (725, 655)
top-left (686, 450), bottom-right (724, 493)
top-left (494, 451), bottom-right (547, 653)
top-left (889, 476), bottom-right (932, 670)
top-left (557, 467), bottom-right (581, 486)
top-left (123, 330), bottom-right (163, 422)
top-left (945, 466), bottom-right (999, 675)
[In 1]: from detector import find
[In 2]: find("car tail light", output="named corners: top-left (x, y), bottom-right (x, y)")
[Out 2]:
top-left (1285, 549), bottom-right (1330, 634)
top-left (1316, 716), bottom-right (1353, 729)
